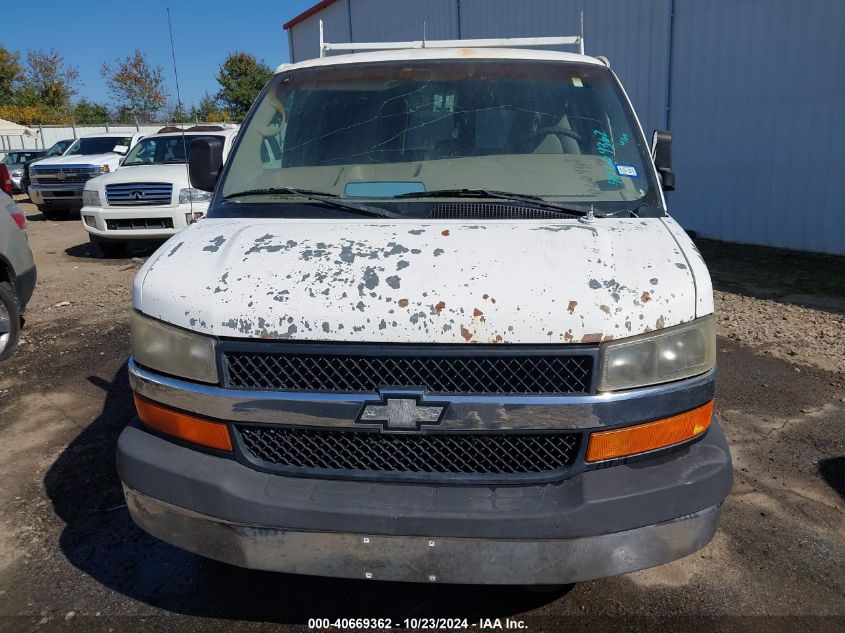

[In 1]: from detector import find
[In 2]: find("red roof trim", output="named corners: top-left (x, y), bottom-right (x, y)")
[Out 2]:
top-left (283, 0), bottom-right (341, 30)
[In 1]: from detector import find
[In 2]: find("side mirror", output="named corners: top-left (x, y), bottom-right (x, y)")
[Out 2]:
top-left (189, 137), bottom-right (224, 192)
top-left (651, 129), bottom-right (675, 192)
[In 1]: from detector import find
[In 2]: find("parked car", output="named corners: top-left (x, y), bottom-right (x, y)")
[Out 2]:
top-left (81, 125), bottom-right (240, 257)
top-left (0, 189), bottom-right (36, 361)
top-left (118, 40), bottom-right (731, 585)
top-left (2, 150), bottom-right (45, 192)
top-left (19, 139), bottom-right (74, 196)
top-left (28, 133), bottom-right (144, 219)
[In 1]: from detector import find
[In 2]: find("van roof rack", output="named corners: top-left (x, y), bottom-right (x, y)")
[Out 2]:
top-left (318, 12), bottom-right (584, 58)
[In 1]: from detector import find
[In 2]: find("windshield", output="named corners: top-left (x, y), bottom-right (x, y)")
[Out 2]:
top-left (3, 152), bottom-right (40, 164)
top-left (47, 140), bottom-right (72, 156)
top-left (65, 136), bottom-right (133, 156)
top-left (220, 59), bottom-right (659, 214)
top-left (122, 135), bottom-right (224, 166)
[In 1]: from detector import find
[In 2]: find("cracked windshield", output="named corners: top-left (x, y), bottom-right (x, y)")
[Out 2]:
top-left (223, 59), bottom-right (659, 211)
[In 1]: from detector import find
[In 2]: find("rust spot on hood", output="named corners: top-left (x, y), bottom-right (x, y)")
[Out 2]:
top-left (473, 307), bottom-right (483, 317)
top-left (441, 229), bottom-right (450, 236)
top-left (641, 291), bottom-right (652, 302)
top-left (483, 293), bottom-right (489, 299)
top-left (580, 332), bottom-right (604, 343)
top-left (460, 325), bottom-right (473, 341)
top-left (599, 304), bottom-right (611, 314)
top-left (563, 329), bottom-right (574, 342)
top-left (434, 301), bottom-right (446, 314)
top-left (567, 300), bottom-right (577, 314)
top-left (398, 298), bottom-right (409, 308)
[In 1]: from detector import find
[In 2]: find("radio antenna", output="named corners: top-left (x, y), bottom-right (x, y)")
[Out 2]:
top-left (166, 7), bottom-right (194, 220)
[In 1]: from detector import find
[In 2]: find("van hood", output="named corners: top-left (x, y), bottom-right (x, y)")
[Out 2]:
top-left (134, 217), bottom-right (712, 344)
top-left (32, 153), bottom-right (118, 167)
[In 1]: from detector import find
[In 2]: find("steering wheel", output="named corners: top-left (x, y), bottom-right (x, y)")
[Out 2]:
top-left (531, 126), bottom-right (582, 142)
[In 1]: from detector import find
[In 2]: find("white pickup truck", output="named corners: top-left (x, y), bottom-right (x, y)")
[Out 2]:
top-left (81, 126), bottom-right (240, 257)
top-left (28, 132), bottom-right (145, 220)
top-left (119, 37), bottom-right (732, 586)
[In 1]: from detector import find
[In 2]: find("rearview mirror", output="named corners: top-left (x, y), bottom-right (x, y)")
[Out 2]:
top-left (651, 130), bottom-right (675, 192)
top-left (189, 137), bottom-right (224, 192)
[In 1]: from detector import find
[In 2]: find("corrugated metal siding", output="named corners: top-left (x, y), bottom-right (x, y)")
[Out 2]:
top-left (285, 0), bottom-right (844, 253)
top-left (458, 0), bottom-right (671, 134)
top-left (669, 0), bottom-right (845, 254)
top-left (351, 0), bottom-right (457, 42)
top-left (291, 0), bottom-right (352, 62)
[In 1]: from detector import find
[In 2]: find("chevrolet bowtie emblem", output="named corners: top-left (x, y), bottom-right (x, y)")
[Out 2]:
top-left (357, 394), bottom-right (448, 431)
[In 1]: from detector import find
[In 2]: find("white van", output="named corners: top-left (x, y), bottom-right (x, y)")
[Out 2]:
top-left (81, 126), bottom-right (240, 257)
top-left (118, 37), bottom-right (731, 585)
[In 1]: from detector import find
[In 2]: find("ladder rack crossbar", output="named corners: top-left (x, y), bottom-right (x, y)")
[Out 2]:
top-left (318, 17), bottom-right (586, 57)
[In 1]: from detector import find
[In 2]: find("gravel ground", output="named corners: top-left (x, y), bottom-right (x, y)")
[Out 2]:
top-left (715, 291), bottom-right (845, 374)
top-left (0, 200), bottom-right (843, 633)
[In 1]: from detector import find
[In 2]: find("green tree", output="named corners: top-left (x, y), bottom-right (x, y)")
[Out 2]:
top-left (216, 52), bottom-right (271, 120)
top-left (166, 100), bottom-right (191, 123)
top-left (21, 49), bottom-right (79, 114)
top-left (0, 46), bottom-right (24, 106)
top-left (101, 50), bottom-right (168, 123)
top-left (73, 99), bottom-right (110, 124)
top-left (191, 91), bottom-right (228, 122)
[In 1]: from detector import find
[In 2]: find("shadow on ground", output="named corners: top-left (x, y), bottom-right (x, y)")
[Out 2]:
top-left (43, 362), bottom-right (569, 623)
top-left (696, 238), bottom-right (845, 314)
top-left (64, 240), bottom-right (161, 261)
top-left (819, 457), bottom-right (845, 501)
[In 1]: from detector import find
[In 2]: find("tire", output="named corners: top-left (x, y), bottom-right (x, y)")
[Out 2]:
top-left (39, 205), bottom-right (66, 220)
top-left (0, 282), bottom-right (21, 362)
top-left (97, 241), bottom-right (128, 258)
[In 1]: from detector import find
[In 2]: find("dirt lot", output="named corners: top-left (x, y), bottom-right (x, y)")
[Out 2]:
top-left (0, 200), bottom-right (843, 632)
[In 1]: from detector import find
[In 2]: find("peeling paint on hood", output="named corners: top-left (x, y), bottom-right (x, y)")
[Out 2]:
top-left (133, 217), bottom-right (711, 344)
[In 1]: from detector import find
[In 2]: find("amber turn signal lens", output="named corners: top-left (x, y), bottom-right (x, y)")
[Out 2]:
top-left (586, 400), bottom-right (713, 462)
top-left (133, 394), bottom-right (233, 452)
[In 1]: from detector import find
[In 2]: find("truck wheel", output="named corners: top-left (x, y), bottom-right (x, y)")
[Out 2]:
top-left (0, 282), bottom-right (21, 362)
top-left (39, 205), bottom-right (65, 220)
top-left (97, 241), bottom-right (128, 258)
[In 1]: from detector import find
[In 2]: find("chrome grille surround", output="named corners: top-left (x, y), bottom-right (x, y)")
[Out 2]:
top-left (106, 182), bottom-right (173, 206)
top-left (30, 165), bottom-right (101, 186)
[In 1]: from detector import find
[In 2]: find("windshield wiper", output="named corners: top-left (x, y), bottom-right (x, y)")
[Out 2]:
top-left (393, 188), bottom-right (594, 216)
top-left (223, 187), bottom-right (403, 219)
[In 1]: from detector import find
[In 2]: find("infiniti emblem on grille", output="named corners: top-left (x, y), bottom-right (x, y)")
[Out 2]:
top-left (357, 393), bottom-right (448, 431)
top-left (131, 190), bottom-right (145, 200)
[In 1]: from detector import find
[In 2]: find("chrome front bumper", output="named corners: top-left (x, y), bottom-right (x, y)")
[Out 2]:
top-left (125, 485), bottom-right (721, 584)
top-left (128, 358), bottom-right (717, 431)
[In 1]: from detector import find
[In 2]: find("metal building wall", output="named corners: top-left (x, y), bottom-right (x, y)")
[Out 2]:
top-left (350, 0), bottom-right (457, 42)
top-left (458, 0), bottom-right (671, 137)
top-left (288, 0), bottom-right (352, 63)
top-left (285, 0), bottom-right (845, 254)
top-left (668, 0), bottom-right (845, 254)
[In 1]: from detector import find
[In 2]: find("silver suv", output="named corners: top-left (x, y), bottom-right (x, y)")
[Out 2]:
top-left (0, 191), bottom-right (36, 361)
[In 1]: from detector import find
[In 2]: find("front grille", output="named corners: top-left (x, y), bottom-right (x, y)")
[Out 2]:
top-left (238, 425), bottom-right (581, 478)
top-left (430, 202), bottom-right (578, 220)
top-left (106, 182), bottom-right (173, 206)
top-left (31, 166), bottom-right (100, 185)
top-left (106, 218), bottom-right (174, 230)
top-left (224, 349), bottom-right (594, 394)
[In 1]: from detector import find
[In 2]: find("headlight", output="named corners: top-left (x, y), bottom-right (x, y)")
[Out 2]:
top-left (100, 165), bottom-right (110, 173)
top-left (179, 187), bottom-right (212, 204)
top-left (131, 312), bottom-right (218, 383)
top-left (598, 315), bottom-right (715, 391)
top-left (82, 189), bottom-right (101, 206)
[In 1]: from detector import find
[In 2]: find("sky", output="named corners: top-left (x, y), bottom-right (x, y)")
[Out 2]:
top-left (1, 0), bottom-right (316, 108)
